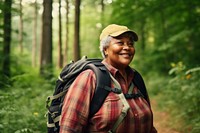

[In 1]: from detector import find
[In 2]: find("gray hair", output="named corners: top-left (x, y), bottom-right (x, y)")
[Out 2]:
top-left (99, 36), bottom-right (112, 58)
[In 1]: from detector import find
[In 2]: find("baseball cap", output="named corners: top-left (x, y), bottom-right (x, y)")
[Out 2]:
top-left (99, 24), bottom-right (138, 41)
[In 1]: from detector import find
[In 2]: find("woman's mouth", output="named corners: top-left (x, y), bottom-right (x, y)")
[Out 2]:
top-left (119, 53), bottom-right (132, 58)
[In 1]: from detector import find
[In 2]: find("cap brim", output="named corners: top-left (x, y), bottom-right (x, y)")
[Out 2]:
top-left (110, 30), bottom-right (138, 41)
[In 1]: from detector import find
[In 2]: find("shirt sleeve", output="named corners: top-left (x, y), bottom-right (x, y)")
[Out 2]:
top-left (59, 69), bottom-right (96, 133)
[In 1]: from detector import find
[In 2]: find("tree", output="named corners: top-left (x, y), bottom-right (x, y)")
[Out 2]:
top-left (39, 0), bottom-right (53, 77)
top-left (18, 0), bottom-right (23, 54)
top-left (100, 0), bottom-right (105, 26)
top-left (57, 0), bottom-right (63, 68)
top-left (64, 0), bottom-right (69, 65)
top-left (2, 0), bottom-right (12, 78)
top-left (73, 0), bottom-right (81, 61)
top-left (32, 0), bottom-right (38, 67)
top-left (0, 2), bottom-right (3, 46)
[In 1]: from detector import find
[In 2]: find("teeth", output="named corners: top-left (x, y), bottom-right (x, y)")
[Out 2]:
top-left (121, 54), bottom-right (131, 57)
top-left (122, 53), bottom-right (130, 55)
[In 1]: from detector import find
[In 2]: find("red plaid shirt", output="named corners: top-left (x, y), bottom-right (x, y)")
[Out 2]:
top-left (60, 61), bottom-right (157, 133)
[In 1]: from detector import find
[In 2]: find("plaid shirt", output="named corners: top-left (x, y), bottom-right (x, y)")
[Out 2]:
top-left (60, 61), bottom-right (157, 133)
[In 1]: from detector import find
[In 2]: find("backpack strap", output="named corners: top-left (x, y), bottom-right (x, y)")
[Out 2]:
top-left (86, 66), bottom-right (150, 117)
top-left (84, 63), bottom-right (111, 118)
top-left (108, 73), bottom-right (130, 133)
top-left (132, 70), bottom-right (150, 105)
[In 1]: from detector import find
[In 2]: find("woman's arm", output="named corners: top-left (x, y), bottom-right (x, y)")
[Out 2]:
top-left (59, 70), bottom-right (96, 133)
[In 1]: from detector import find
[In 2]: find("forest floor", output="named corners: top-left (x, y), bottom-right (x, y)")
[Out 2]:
top-left (151, 99), bottom-right (181, 133)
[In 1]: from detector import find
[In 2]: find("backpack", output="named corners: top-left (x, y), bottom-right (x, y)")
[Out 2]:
top-left (46, 56), bottom-right (149, 133)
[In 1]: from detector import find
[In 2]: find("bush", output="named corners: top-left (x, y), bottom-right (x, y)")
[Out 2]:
top-left (0, 70), bottom-right (54, 133)
top-left (163, 62), bottom-right (200, 133)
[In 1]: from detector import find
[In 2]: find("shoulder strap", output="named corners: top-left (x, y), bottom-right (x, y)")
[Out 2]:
top-left (84, 62), bottom-right (111, 118)
top-left (88, 66), bottom-right (150, 117)
top-left (133, 70), bottom-right (150, 105)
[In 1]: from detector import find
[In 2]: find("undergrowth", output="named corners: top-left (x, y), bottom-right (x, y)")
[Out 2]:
top-left (0, 68), bottom-right (55, 133)
top-left (0, 61), bottom-right (199, 133)
top-left (147, 62), bottom-right (200, 133)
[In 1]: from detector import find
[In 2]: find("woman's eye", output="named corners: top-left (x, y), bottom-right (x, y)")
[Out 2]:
top-left (114, 41), bottom-right (134, 47)
top-left (116, 41), bottom-right (124, 45)
top-left (128, 42), bottom-right (134, 47)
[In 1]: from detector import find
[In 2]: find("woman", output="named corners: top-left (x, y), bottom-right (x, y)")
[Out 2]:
top-left (60, 24), bottom-right (157, 133)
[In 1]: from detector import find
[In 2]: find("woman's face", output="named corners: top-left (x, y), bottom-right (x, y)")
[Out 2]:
top-left (104, 33), bottom-right (135, 69)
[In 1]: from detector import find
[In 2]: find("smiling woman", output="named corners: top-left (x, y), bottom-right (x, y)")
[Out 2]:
top-left (103, 32), bottom-right (136, 73)
top-left (59, 24), bottom-right (157, 133)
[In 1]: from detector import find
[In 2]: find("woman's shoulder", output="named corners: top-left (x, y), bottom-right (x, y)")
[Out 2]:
top-left (77, 69), bottom-right (96, 81)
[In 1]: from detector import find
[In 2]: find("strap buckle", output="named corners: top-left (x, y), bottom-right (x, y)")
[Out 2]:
top-left (104, 86), bottom-right (122, 94)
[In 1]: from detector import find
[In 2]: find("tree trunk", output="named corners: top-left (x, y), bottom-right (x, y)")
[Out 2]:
top-left (64, 0), bottom-right (69, 65)
top-left (140, 19), bottom-right (146, 51)
top-left (19, 0), bottom-right (23, 54)
top-left (100, 0), bottom-right (105, 27)
top-left (32, 0), bottom-right (38, 67)
top-left (57, 0), bottom-right (63, 68)
top-left (2, 0), bottom-right (12, 77)
top-left (73, 0), bottom-right (81, 61)
top-left (40, 0), bottom-right (53, 77)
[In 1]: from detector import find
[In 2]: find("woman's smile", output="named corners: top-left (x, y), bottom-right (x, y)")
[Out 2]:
top-left (119, 52), bottom-right (133, 58)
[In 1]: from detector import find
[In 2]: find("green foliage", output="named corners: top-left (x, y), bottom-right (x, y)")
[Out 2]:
top-left (0, 0), bottom-right (200, 132)
top-left (160, 62), bottom-right (200, 133)
top-left (0, 68), bottom-right (54, 133)
top-left (110, 0), bottom-right (200, 74)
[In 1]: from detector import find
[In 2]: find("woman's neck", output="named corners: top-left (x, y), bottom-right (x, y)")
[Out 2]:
top-left (103, 59), bottom-right (128, 79)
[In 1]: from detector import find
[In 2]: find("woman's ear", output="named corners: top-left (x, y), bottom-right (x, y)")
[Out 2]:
top-left (104, 47), bottom-right (108, 56)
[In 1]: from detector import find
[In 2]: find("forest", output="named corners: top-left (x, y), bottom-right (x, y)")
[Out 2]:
top-left (0, 0), bottom-right (200, 133)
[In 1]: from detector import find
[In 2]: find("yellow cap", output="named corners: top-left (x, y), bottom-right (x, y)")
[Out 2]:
top-left (99, 24), bottom-right (138, 41)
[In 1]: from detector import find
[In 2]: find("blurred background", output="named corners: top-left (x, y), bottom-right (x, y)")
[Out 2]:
top-left (0, 0), bottom-right (200, 132)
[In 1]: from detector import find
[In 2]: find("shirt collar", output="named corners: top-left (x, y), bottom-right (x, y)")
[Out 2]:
top-left (102, 60), bottom-right (134, 83)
